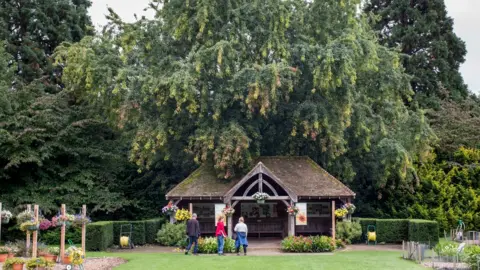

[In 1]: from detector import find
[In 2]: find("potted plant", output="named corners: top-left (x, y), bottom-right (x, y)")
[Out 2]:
top-left (161, 201), bottom-right (179, 216)
top-left (222, 205), bottom-right (235, 217)
top-left (64, 246), bottom-right (84, 266)
top-left (16, 210), bottom-right (33, 224)
top-left (252, 192), bottom-right (269, 204)
top-left (72, 214), bottom-right (91, 227)
top-left (20, 220), bottom-right (40, 232)
top-left (42, 247), bottom-right (59, 262)
top-left (286, 205), bottom-right (299, 216)
top-left (5, 243), bottom-right (18, 258)
top-left (1, 210), bottom-right (13, 224)
top-left (3, 258), bottom-right (25, 270)
top-left (26, 257), bottom-right (54, 270)
top-left (0, 247), bottom-right (9, 262)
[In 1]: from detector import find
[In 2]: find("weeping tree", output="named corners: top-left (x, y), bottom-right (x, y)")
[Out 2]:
top-left (57, 0), bottom-right (435, 212)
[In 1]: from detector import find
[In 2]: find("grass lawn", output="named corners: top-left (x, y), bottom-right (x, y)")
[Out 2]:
top-left (89, 251), bottom-right (425, 270)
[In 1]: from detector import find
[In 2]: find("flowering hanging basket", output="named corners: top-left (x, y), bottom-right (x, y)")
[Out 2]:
top-left (20, 221), bottom-right (40, 232)
top-left (162, 202), bottom-right (179, 216)
top-left (1, 210), bottom-right (12, 224)
top-left (252, 192), bottom-right (269, 204)
top-left (222, 206), bottom-right (235, 217)
top-left (286, 205), bottom-right (299, 216)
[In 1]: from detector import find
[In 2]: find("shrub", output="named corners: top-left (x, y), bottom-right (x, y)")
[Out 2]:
top-left (113, 221), bottom-right (146, 246)
top-left (408, 219), bottom-right (439, 245)
top-left (335, 239), bottom-right (346, 249)
top-left (40, 227), bottom-right (81, 245)
top-left (196, 237), bottom-right (236, 254)
top-left (336, 221), bottom-right (362, 244)
top-left (86, 221), bottom-right (114, 251)
top-left (433, 242), bottom-right (459, 257)
top-left (465, 245), bottom-right (480, 270)
top-left (156, 222), bottom-right (187, 247)
top-left (311, 236), bottom-right (335, 252)
top-left (3, 258), bottom-right (25, 270)
top-left (281, 236), bottom-right (335, 253)
top-left (376, 219), bottom-right (408, 243)
top-left (144, 218), bottom-right (165, 244)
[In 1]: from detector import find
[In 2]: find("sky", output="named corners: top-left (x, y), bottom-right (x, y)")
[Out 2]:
top-left (89, 0), bottom-right (480, 94)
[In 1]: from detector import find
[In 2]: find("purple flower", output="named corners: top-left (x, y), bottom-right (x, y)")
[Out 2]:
top-left (39, 219), bottom-right (52, 231)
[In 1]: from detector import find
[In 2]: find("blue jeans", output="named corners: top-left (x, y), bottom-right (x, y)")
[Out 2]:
top-left (217, 235), bottom-right (224, 254)
top-left (186, 236), bottom-right (198, 254)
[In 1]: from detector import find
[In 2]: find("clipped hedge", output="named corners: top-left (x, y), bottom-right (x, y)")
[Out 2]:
top-left (86, 221), bottom-right (114, 251)
top-left (408, 219), bottom-right (439, 245)
top-left (354, 218), bottom-right (439, 244)
top-left (376, 219), bottom-right (409, 243)
top-left (355, 218), bottom-right (377, 237)
top-left (113, 221), bottom-right (146, 246)
top-left (144, 218), bottom-right (165, 244)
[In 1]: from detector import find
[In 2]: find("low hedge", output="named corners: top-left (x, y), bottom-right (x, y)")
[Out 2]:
top-left (376, 219), bottom-right (409, 243)
top-left (86, 221), bottom-right (114, 251)
top-left (113, 221), bottom-right (146, 246)
top-left (354, 218), bottom-right (439, 244)
top-left (408, 219), bottom-right (439, 245)
top-left (144, 218), bottom-right (165, 244)
top-left (281, 236), bottom-right (335, 253)
top-left (41, 227), bottom-right (81, 245)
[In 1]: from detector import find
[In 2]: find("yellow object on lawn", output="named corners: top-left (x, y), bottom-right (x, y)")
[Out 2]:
top-left (120, 236), bottom-right (130, 248)
top-left (367, 231), bottom-right (376, 242)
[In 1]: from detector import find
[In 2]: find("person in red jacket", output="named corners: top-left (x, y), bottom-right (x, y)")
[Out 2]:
top-left (216, 216), bottom-right (227, 255)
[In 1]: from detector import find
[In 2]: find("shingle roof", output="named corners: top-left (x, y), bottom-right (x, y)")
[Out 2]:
top-left (166, 156), bottom-right (355, 199)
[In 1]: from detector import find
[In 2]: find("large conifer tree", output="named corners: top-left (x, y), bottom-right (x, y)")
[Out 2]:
top-left (364, 0), bottom-right (468, 105)
top-left (58, 0), bottom-right (435, 206)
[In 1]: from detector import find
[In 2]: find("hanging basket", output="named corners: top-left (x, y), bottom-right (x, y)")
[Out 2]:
top-left (1, 218), bottom-right (10, 224)
top-left (27, 225), bottom-right (39, 232)
top-left (256, 199), bottom-right (265, 204)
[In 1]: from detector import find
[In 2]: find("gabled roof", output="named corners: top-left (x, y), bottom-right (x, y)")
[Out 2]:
top-left (165, 156), bottom-right (355, 200)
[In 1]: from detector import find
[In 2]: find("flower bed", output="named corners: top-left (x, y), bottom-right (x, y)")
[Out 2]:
top-left (281, 236), bottom-right (336, 253)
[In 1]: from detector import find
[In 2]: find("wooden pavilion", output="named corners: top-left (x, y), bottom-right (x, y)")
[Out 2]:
top-left (166, 156), bottom-right (355, 240)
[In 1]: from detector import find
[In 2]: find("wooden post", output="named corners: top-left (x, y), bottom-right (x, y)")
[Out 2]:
top-left (60, 204), bottom-right (66, 262)
top-left (82, 205), bottom-right (86, 255)
top-left (189, 203), bottom-right (193, 215)
top-left (331, 200), bottom-right (336, 241)
top-left (227, 215), bottom-right (233, 238)
top-left (0, 202), bottom-right (2, 244)
top-left (32, 205), bottom-right (39, 258)
top-left (288, 215), bottom-right (295, 236)
top-left (27, 204), bottom-right (31, 251)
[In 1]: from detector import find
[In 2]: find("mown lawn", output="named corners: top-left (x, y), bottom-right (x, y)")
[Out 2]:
top-left (89, 251), bottom-right (425, 270)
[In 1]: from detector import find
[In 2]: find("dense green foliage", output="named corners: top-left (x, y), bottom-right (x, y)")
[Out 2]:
top-left (364, 0), bottom-right (468, 104)
top-left (281, 236), bottom-right (336, 252)
top-left (335, 221), bottom-right (362, 244)
top-left (156, 222), bottom-right (187, 247)
top-left (40, 227), bottom-right (82, 245)
top-left (85, 221), bottom-right (114, 251)
top-left (356, 218), bottom-right (439, 244)
top-left (144, 219), bottom-right (165, 244)
top-left (197, 237), bottom-right (236, 254)
top-left (376, 219), bottom-right (408, 243)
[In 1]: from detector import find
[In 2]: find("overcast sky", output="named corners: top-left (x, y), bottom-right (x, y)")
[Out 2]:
top-left (89, 0), bottom-right (480, 94)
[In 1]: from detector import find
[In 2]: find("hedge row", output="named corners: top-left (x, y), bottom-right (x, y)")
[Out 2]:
top-left (86, 221), bottom-right (114, 251)
top-left (354, 218), bottom-right (439, 244)
top-left (86, 218), bottom-right (165, 251)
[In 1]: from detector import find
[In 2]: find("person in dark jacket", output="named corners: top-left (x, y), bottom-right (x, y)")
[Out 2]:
top-left (185, 213), bottom-right (201, 255)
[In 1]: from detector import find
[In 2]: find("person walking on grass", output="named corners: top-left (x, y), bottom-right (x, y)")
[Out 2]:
top-left (216, 216), bottom-right (227, 256)
top-left (185, 213), bottom-right (201, 255)
top-left (234, 216), bottom-right (248, 256)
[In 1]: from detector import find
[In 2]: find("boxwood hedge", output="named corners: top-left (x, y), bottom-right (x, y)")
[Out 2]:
top-left (86, 221), bottom-right (114, 251)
